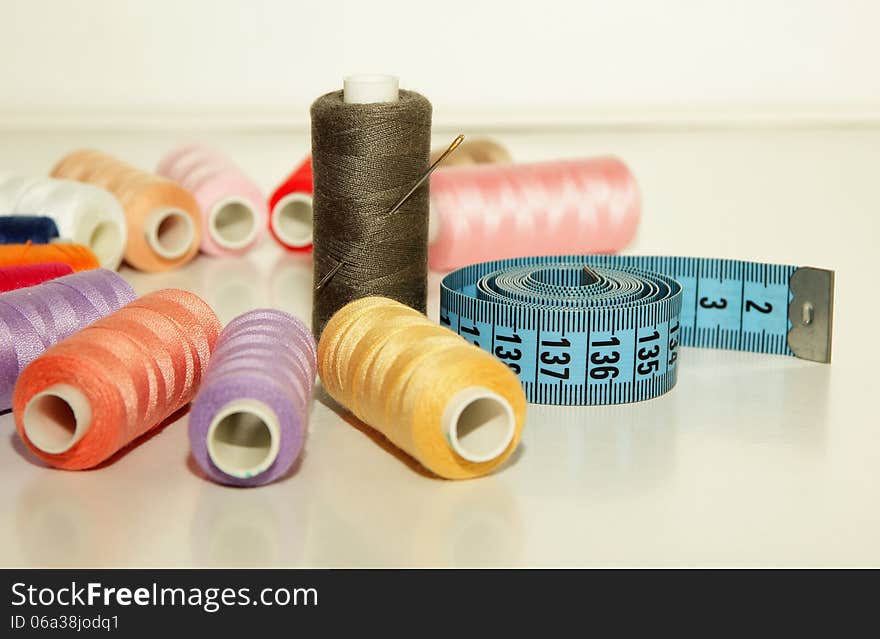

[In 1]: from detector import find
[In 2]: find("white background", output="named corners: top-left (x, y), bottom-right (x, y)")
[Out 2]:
top-left (1, 0), bottom-right (879, 128)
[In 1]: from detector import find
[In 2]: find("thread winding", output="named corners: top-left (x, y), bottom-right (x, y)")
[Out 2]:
top-left (189, 309), bottom-right (317, 487)
top-left (268, 156), bottom-right (314, 252)
top-left (51, 150), bottom-right (201, 272)
top-left (14, 289), bottom-right (221, 470)
top-left (158, 144), bottom-right (267, 256)
top-left (0, 174), bottom-right (127, 269)
top-left (0, 263), bottom-right (73, 293)
top-left (0, 216), bottom-right (60, 244)
top-left (428, 157), bottom-right (640, 271)
top-left (317, 296), bottom-right (526, 479)
top-left (310, 88), bottom-right (432, 338)
top-left (0, 269), bottom-right (135, 410)
top-left (0, 243), bottom-right (99, 272)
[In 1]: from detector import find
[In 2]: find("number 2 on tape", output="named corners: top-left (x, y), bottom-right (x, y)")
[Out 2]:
top-left (440, 256), bottom-right (834, 406)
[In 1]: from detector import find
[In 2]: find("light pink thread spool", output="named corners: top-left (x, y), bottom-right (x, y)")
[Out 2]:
top-left (158, 145), bottom-right (267, 256)
top-left (427, 157), bottom-right (640, 271)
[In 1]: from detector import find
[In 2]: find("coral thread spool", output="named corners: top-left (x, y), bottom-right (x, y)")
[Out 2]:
top-left (189, 310), bottom-right (317, 486)
top-left (51, 150), bottom-right (201, 272)
top-left (0, 263), bottom-right (73, 292)
top-left (268, 156), bottom-right (314, 252)
top-left (157, 144), bottom-right (267, 256)
top-left (317, 296), bottom-right (526, 479)
top-left (13, 289), bottom-right (221, 470)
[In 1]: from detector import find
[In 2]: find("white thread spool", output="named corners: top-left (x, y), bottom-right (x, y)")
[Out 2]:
top-left (442, 387), bottom-right (516, 463)
top-left (0, 176), bottom-right (127, 269)
top-left (343, 74), bottom-right (399, 104)
top-left (206, 399), bottom-right (281, 479)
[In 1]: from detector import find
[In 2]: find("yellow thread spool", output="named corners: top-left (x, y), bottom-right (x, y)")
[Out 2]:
top-left (317, 296), bottom-right (526, 479)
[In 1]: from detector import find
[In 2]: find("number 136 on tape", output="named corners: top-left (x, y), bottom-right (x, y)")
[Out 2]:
top-left (439, 255), bottom-right (834, 406)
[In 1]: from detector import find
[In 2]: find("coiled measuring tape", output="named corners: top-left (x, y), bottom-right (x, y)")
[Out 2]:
top-left (440, 256), bottom-right (834, 405)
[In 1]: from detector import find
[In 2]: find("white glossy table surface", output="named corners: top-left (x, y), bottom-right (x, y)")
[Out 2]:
top-left (0, 127), bottom-right (877, 567)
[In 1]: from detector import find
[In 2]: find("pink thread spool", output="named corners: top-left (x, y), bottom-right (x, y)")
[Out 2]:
top-left (157, 145), bottom-right (267, 256)
top-left (427, 157), bottom-right (640, 271)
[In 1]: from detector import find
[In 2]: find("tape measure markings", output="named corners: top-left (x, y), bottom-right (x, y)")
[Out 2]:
top-left (440, 255), bottom-right (833, 406)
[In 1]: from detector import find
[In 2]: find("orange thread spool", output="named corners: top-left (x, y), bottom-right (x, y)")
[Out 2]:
top-left (51, 150), bottom-right (202, 272)
top-left (0, 243), bottom-right (98, 272)
top-left (13, 289), bottom-right (221, 470)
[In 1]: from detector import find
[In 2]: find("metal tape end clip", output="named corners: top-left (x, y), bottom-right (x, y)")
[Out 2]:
top-left (787, 267), bottom-right (834, 363)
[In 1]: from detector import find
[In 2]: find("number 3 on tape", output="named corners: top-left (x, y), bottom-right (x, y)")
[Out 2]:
top-left (440, 256), bottom-right (834, 406)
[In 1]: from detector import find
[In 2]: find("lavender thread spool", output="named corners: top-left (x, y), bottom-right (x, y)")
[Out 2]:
top-left (189, 309), bottom-right (316, 486)
top-left (0, 269), bottom-right (136, 410)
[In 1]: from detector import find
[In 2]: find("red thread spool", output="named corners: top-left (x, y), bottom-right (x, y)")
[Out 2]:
top-left (268, 156), bottom-right (314, 252)
top-left (0, 263), bottom-right (74, 292)
top-left (13, 289), bottom-right (222, 470)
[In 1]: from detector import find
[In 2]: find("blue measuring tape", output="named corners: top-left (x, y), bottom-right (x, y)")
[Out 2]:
top-left (440, 256), bottom-right (834, 405)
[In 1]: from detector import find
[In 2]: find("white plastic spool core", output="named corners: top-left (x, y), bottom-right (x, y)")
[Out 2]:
top-left (144, 207), bottom-right (195, 259)
top-left (23, 384), bottom-right (92, 455)
top-left (442, 387), bottom-right (516, 463)
top-left (207, 399), bottom-right (281, 479)
top-left (87, 220), bottom-right (123, 266)
top-left (209, 196), bottom-right (259, 250)
top-left (343, 74), bottom-right (399, 104)
top-left (270, 193), bottom-right (313, 248)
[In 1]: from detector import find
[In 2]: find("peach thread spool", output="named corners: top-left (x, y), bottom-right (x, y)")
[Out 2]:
top-left (157, 144), bottom-right (267, 256)
top-left (51, 150), bottom-right (201, 272)
top-left (13, 289), bottom-right (222, 470)
top-left (317, 296), bottom-right (526, 480)
top-left (0, 243), bottom-right (99, 272)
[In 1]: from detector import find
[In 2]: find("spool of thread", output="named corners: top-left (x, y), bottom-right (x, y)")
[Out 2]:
top-left (157, 144), bottom-right (267, 256)
top-left (0, 243), bottom-right (99, 272)
top-left (267, 138), bottom-right (511, 254)
top-left (0, 216), bottom-right (60, 244)
top-left (50, 150), bottom-right (201, 272)
top-left (317, 296), bottom-right (526, 479)
top-left (268, 156), bottom-right (314, 252)
top-left (311, 74), bottom-right (432, 338)
top-left (13, 289), bottom-right (221, 470)
top-left (0, 263), bottom-right (74, 292)
top-left (189, 310), bottom-right (316, 486)
top-left (0, 269), bottom-right (135, 410)
top-left (0, 174), bottom-right (126, 269)
top-left (429, 137), bottom-right (512, 167)
top-left (427, 157), bottom-right (640, 271)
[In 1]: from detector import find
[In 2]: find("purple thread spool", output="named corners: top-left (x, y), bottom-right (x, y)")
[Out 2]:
top-left (0, 269), bottom-right (136, 410)
top-left (189, 309), bottom-right (316, 486)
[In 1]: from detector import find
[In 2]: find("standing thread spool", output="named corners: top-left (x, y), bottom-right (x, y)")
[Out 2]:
top-left (0, 216), bottom-right (60, 244)
top-left (317, 296), bottom-right (526, 479)
top-left (157, 144), bottom-right (267, 256)
top-left (13, 289), bottom-right (221, 470)
top-left (311, 74), bottom-right (431, 338)
top-left (0, 263), bottom-right (73, 292)
top-left (189, 309), bottom-right (317, 487)
top-left (0, 269), bottom-right (135, 410)
top-left (51, 150), bottom-right (201, 272)
top-left (0, 243), bottom-right (99, 272)
top-left (0, 174), bottom-right (127, 270)
top-left (427, 157), bottom-right (640, 271)
top-left (268, 156), bottom-right (314, 252)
